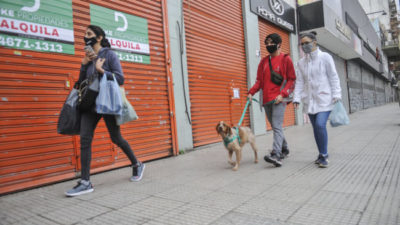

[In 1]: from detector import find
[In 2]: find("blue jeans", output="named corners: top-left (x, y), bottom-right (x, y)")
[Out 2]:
top-left (308, 111), bottom-right (331, 157)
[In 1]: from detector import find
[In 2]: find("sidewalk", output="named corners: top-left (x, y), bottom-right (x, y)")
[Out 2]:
top-left (1, 103), bottom-right (399, 225)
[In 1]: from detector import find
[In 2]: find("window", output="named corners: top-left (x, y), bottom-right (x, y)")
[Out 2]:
top-left (345, 13), bottom-right (359, 35)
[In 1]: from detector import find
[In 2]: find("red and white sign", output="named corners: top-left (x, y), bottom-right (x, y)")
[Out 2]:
top-left (0, 17), bottom-right (74, 43)
top-left (108, 37), bottom-right (150, 55)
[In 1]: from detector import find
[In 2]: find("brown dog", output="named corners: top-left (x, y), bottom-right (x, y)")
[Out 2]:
top-left (216, 121), bottom-right (258, 171)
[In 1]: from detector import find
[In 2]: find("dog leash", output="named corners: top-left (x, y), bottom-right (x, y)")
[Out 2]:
top-left (237, 97), bottom-right (259, 127)
top-left (224, 98), bottom-right (259, 147)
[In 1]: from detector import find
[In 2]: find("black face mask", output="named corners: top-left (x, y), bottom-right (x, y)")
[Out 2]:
top-left (266, 44), bottom-right (278, 53)
top-left (84, 37), bottom-right (97, 46)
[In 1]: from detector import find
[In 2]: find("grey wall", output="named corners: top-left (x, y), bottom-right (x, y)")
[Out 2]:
top-left (167, 0), bottom-right (193, 151)
top-left (242, 0), bottom-right (267, 135)
top-left (341, 0), bottom-right (381, 73)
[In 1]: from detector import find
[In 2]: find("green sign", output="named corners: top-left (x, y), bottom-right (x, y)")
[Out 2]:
top-left (0, 0), bottom-right (75, 54)
top-left (90, 4), bottom-right (150, 64)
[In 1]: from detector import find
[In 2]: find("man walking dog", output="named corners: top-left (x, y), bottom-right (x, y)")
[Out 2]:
top-left (247, 33), bottom-right (296, 167)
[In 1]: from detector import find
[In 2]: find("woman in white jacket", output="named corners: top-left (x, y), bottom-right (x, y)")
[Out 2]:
top-left (293, 32), bottom-right (341, 168)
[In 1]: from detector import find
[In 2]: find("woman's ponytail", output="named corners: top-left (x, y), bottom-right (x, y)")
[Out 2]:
top-left (101, 38), bottom-right (111, 48)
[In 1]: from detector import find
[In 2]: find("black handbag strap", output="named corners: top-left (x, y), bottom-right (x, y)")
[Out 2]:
top-left (268, 55), bottom-right (287, 90)
top-left (268, 56), bottom-right (273, 74)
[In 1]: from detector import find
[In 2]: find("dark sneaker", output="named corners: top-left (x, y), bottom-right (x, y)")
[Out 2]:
top-left (314, 155), bottom-right (323, 164)
top-left (130, 162), bottom-right (145, 182)
top-left (281, 148), bottom-right (290, 159)
top-left (319, 156), bottom-right (329, 168)
top-left (65, 180), bottom-right (93, 197)
top-left (264, 152), bottom-right (282, 167)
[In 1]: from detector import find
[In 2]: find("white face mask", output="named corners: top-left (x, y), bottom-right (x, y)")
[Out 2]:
top-left (302, 42), bottom-right (314, 54)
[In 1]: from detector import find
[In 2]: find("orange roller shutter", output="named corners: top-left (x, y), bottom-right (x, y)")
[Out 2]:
top-left (184, 0), bottom-right (249, 147)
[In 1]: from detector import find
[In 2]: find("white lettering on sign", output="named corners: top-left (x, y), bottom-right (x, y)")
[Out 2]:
top-left (114, 12), bottom-right (128, 32)
top-left (105, 30), bottom-right (113, 36)
top-left (257, 6), bottom-right (293, 31)
top-left (0, 17), bottom-right (74, 42)
top-left (21, 0), bottom-right (40, 13)
top-left (1, 8), bottom-right (14, 17)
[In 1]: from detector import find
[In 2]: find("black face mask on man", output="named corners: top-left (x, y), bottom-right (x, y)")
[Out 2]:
top-left (84, 37), bottom-right (97, 47)
top-left (266, 44), bottom-right (278, 54)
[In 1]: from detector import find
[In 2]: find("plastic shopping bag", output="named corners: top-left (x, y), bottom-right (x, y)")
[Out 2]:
top-left (115, 87), bottom-right (138, 126)
top-left (96, 74), bottom-right (123, 115)
top-left (57, 89), bottom-right (81, 135)
top-left (330, 101), bottom-right (350, 127)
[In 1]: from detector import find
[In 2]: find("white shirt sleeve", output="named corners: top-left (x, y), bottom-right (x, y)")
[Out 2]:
top-left (293, 62), bottom-right (304, 103)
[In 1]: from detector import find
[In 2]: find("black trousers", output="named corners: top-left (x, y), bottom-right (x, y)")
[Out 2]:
top-left (80, 111), bottom-right (138, 181)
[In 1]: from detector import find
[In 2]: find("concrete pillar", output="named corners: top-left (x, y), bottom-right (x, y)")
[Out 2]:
top-left (167, 0), bottom-right (193, 151)
top-left (242, 0), bottom-right (267, 135)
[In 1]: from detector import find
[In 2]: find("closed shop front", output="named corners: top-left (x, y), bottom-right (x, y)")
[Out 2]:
top-left (347, 60), bottom-right (363, 113)
top-left (0, 0), bottom-right (176, 194)
top-left (362, 68), bottom-right (375, 109)
top-left (375, 78), bottom-right (385, 106)
top-left (257, 19), bottom-right (295, 130)
top-left (183, 0), bottom-right (249, 147)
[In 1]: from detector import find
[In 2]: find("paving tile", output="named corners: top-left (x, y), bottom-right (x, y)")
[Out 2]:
top-left (211, 211), bottom-right (300, 225)
top-left (40, 201), bottom-right (111, 225)
top-left (307, 191), bottom-right (369, 212)
top-left (154, 184), bottom-right (213, 202)
top-left (118, 196), bottom-right (186, 220)
top-left (10, 215), bottom-right (60, 225)
top-left (89, 191), bottom-right (149, 209)
top-left (234, 197), bottom-right (302, 221)
top-left (152, 204), bottom-right (228, 225)
top-left (76, 209), bottom-right (148, 225)
top-left (191, 191), bottom-right (252, 210)
top-left (287, 204), bottom-right (362, 225)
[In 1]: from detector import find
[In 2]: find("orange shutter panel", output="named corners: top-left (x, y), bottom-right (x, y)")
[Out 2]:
top-left (0, 0), bottom-right (175, 194)
top-left (184, 0), bottom-right (249, 147)
top-left (258, 18), bottom-right (296, 130)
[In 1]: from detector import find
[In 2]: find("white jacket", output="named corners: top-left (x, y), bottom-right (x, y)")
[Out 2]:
top-left (293, 48), bottom-right (342, 114)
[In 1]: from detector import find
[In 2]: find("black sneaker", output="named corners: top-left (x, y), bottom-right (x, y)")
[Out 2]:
top-left (319, 156), bottom-right (329, 168)
top-left (130, 162), bottom-right (145, 182)
top-left (264, 152), bottom-right (282, 167)
top-left (314, 155), bottom-right (323, 164)
top-left (65, 180), bottom-right (93, 197)
top-left (281, 148), bottom-right (290, 159)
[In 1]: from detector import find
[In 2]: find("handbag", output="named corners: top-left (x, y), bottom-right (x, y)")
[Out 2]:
top-left (115, 87), bottom-right (138, 125)
top-left (329, 101), bottom-right (350, 127)
top-left (77, 62), bottom-right (99, 112)
top-left (95, 74), bottom-right (123, 115)
top-left (269, 56), bottom-right (283, 86)
top-left (57, 89), bottom-right (81, 135)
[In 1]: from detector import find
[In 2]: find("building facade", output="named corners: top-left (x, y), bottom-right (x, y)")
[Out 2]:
top-left (298, 0), bottom-right (398, 113)
top-left (0, 0), bottom-right (398, 194)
